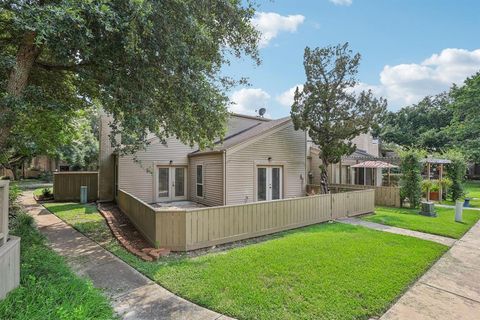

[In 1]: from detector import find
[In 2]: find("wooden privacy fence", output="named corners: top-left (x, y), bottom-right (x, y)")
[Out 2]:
top-left (0, 180), bottom-right (20, 300)
top-left (308, 184), bottom-right (401, 208)
top-left (54, 172), bottom-right (98, 202)
top-left (118, 188), bottom-right (375, 251)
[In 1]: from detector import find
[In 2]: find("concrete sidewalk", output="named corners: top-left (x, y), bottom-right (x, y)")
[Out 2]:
top-left (380, 220), bottom-right (480, 320)
top-left (20, 192), bottom-right (232, 320)
top-left (337, 217), bottom-right (456, 246)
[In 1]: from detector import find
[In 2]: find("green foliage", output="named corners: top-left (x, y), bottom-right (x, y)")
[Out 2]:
top-left (8, 183), bottom-right (21, 206)
top-left (421, 179), bottom-right (434, 193)
top-left (364, 206), bottom-right (480, 239)
top-left (439, 177), bottom-right (453, 189)
top-left (38, 171), bottom-right (53, 182)
top-left (399, 149), bottom-right (424, 208)
top-left (1, 0), bottom-right (260, 155)
top-left (445, 150), bottom-right (467, 201)
top-left (0, 211), bottom-right (116, 320)
top-left (380, 94), bottom-right (453, 151)
top-left (41, 187), bottom-right (52, 198)
top-left (58, 108), bottom-right (99, 170)
top-left (447, 72), bottom-right (480, 162)
top-left (8, 183), bottom-right (22, 214)
top-left (379, 72), bottom-right (480, 162)
top-left (291, 43), bottom-right (387, 190)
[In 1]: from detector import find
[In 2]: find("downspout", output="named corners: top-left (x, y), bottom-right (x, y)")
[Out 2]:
top-left (223, 150), bottom-right (227, 205)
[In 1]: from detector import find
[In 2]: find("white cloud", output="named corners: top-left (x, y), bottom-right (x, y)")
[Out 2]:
top-left (252, 12), bottom-right (305, 48)
top-left (360, 48), bottom-right (480, 109)
top-left (329, 0), bottom-right (353, 6)
top-left (276, 84), bottom-right (304, 107)
top-left (229, 88), bottom-right (271, 116)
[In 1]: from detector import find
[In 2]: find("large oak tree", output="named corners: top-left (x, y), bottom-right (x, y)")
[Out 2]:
top-left (1, 0), bottom-right (260, 156)
top-left (291, 43), bottom-right (387, 193)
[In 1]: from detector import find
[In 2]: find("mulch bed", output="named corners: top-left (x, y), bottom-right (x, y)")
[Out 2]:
top-left (97, 202), bottom-right (170, 261)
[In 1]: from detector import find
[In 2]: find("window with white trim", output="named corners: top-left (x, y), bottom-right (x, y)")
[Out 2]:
top-left (196, 165), bottom-right (203, 197)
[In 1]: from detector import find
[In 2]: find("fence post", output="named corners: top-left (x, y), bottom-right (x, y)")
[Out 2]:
top-left (0, 181), bottom-right (9, 246)
top-left (330, 193), bottom-right (333, 220)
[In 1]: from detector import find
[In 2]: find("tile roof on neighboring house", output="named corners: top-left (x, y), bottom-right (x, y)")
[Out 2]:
top-left (190, 117), bottom-right (292, 156)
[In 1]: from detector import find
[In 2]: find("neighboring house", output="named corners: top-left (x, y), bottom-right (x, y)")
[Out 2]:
top-left (99, 113), bottom-right (307, 206)
top-left (0, 156), bottom-right (70, 180)
top-left (307, 132), bottom-right (383, 187)
top-left (467, 163), bottom-right (480, 180)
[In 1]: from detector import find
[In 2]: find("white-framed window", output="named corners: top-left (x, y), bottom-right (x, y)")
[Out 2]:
top-left (196, 165), bottom-right (203, 197)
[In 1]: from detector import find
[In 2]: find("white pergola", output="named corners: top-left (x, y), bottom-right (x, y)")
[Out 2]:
top-left (421, 158), bottom-right (452, 202)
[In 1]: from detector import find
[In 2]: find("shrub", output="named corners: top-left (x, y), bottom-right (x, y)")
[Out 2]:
top-left (39, 171), bottom-right (53, 182)
top-left (42, 187), bottom-right (53, 198)
top-left (421, 180), bottom-right (434, 194)
top-left (439, 177), bottom-right (453, 199)
top-left (399, 149), bottom-right (425, 208)
top-left (445, 150), bottom-right (467, 201)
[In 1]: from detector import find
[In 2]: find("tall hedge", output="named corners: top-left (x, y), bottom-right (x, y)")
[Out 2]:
top-left (399, 149), bottom-right (424, 208)
top-left (445, 150), bottom-right (467, 201)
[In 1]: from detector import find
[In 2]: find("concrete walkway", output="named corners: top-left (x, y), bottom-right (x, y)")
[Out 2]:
top-left (337, 217), bottom-right (456, 246)
top-left (20, 192), bottom-right (232, 320)
top-left (380, 219), bottom-right (480, 320)
top-left (436, 203), bottom-right (480, 211)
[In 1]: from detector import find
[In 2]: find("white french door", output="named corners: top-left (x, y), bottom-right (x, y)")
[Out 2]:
top-left (157, 167), bottom-right (187, 202)
top-left (257, 166), bottom-right (283, 201)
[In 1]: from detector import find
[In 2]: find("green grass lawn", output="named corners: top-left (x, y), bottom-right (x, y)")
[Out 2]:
top-left (363, 206), bottom-right (480, 239)
top-left (441, 180), bottom-right (480, 207)
top-left (0, 212), bottom-right (116, 320)
top-left (44, 202), bottom-right (447, 320)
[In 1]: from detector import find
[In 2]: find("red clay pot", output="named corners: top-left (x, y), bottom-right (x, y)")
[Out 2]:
top-left (429, 191), bottom-right (439, 201)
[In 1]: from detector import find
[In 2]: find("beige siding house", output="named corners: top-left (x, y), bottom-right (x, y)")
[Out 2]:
top-left (99, 113), bottom-right (307, 206)
top-left (307, 132), bottom-right (382, 187)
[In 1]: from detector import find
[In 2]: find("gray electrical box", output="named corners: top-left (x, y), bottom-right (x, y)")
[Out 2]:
top-left (419, 201), bottom-right (436, 217)
top-left (80, 186), bottom-right (88, 204)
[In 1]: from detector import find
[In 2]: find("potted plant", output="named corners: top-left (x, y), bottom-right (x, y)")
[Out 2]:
top-left (421, 180), bottom-right (433, 201)
top-left (429, 181), bottom-right (440, 201)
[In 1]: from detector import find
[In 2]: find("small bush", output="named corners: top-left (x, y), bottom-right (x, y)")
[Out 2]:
top-left (39, 171), bottom-right (53, 182)
top-left (399, 149), bottom-right (425, 208)
top-left (445, 150), bottom-right (467, 201)
top-left (42, 187), bottom-right (53, 197)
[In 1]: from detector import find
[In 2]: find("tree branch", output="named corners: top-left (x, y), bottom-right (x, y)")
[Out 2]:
top-left (35, 61), bottom-right (90, 71)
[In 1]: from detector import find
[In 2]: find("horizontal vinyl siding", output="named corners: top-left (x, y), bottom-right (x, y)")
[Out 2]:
top-left (189, 154), bottom-right (224, 207)
top-left (118, 137), bottom-right (195, 203)
top-left (226, 123), bottom-right (306, 205)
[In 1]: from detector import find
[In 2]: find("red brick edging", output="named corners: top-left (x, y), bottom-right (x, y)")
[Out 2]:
top-left (97, 203), bottom-right (170, 261)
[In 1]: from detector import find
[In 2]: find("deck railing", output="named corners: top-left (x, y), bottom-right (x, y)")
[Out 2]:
top-left (308, 184), bottom-right (401, 208)
top-left (118, 188), bottom-right (375, 251)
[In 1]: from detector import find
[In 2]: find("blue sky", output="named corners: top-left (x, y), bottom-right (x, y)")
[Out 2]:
top-left (225, 0), bottom-right (480, 118)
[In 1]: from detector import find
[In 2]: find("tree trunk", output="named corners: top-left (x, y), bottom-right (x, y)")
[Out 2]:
top-left (0, 31), bottom-right (41, 149)
top-left (320, 156), bottom-right (330, 194)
